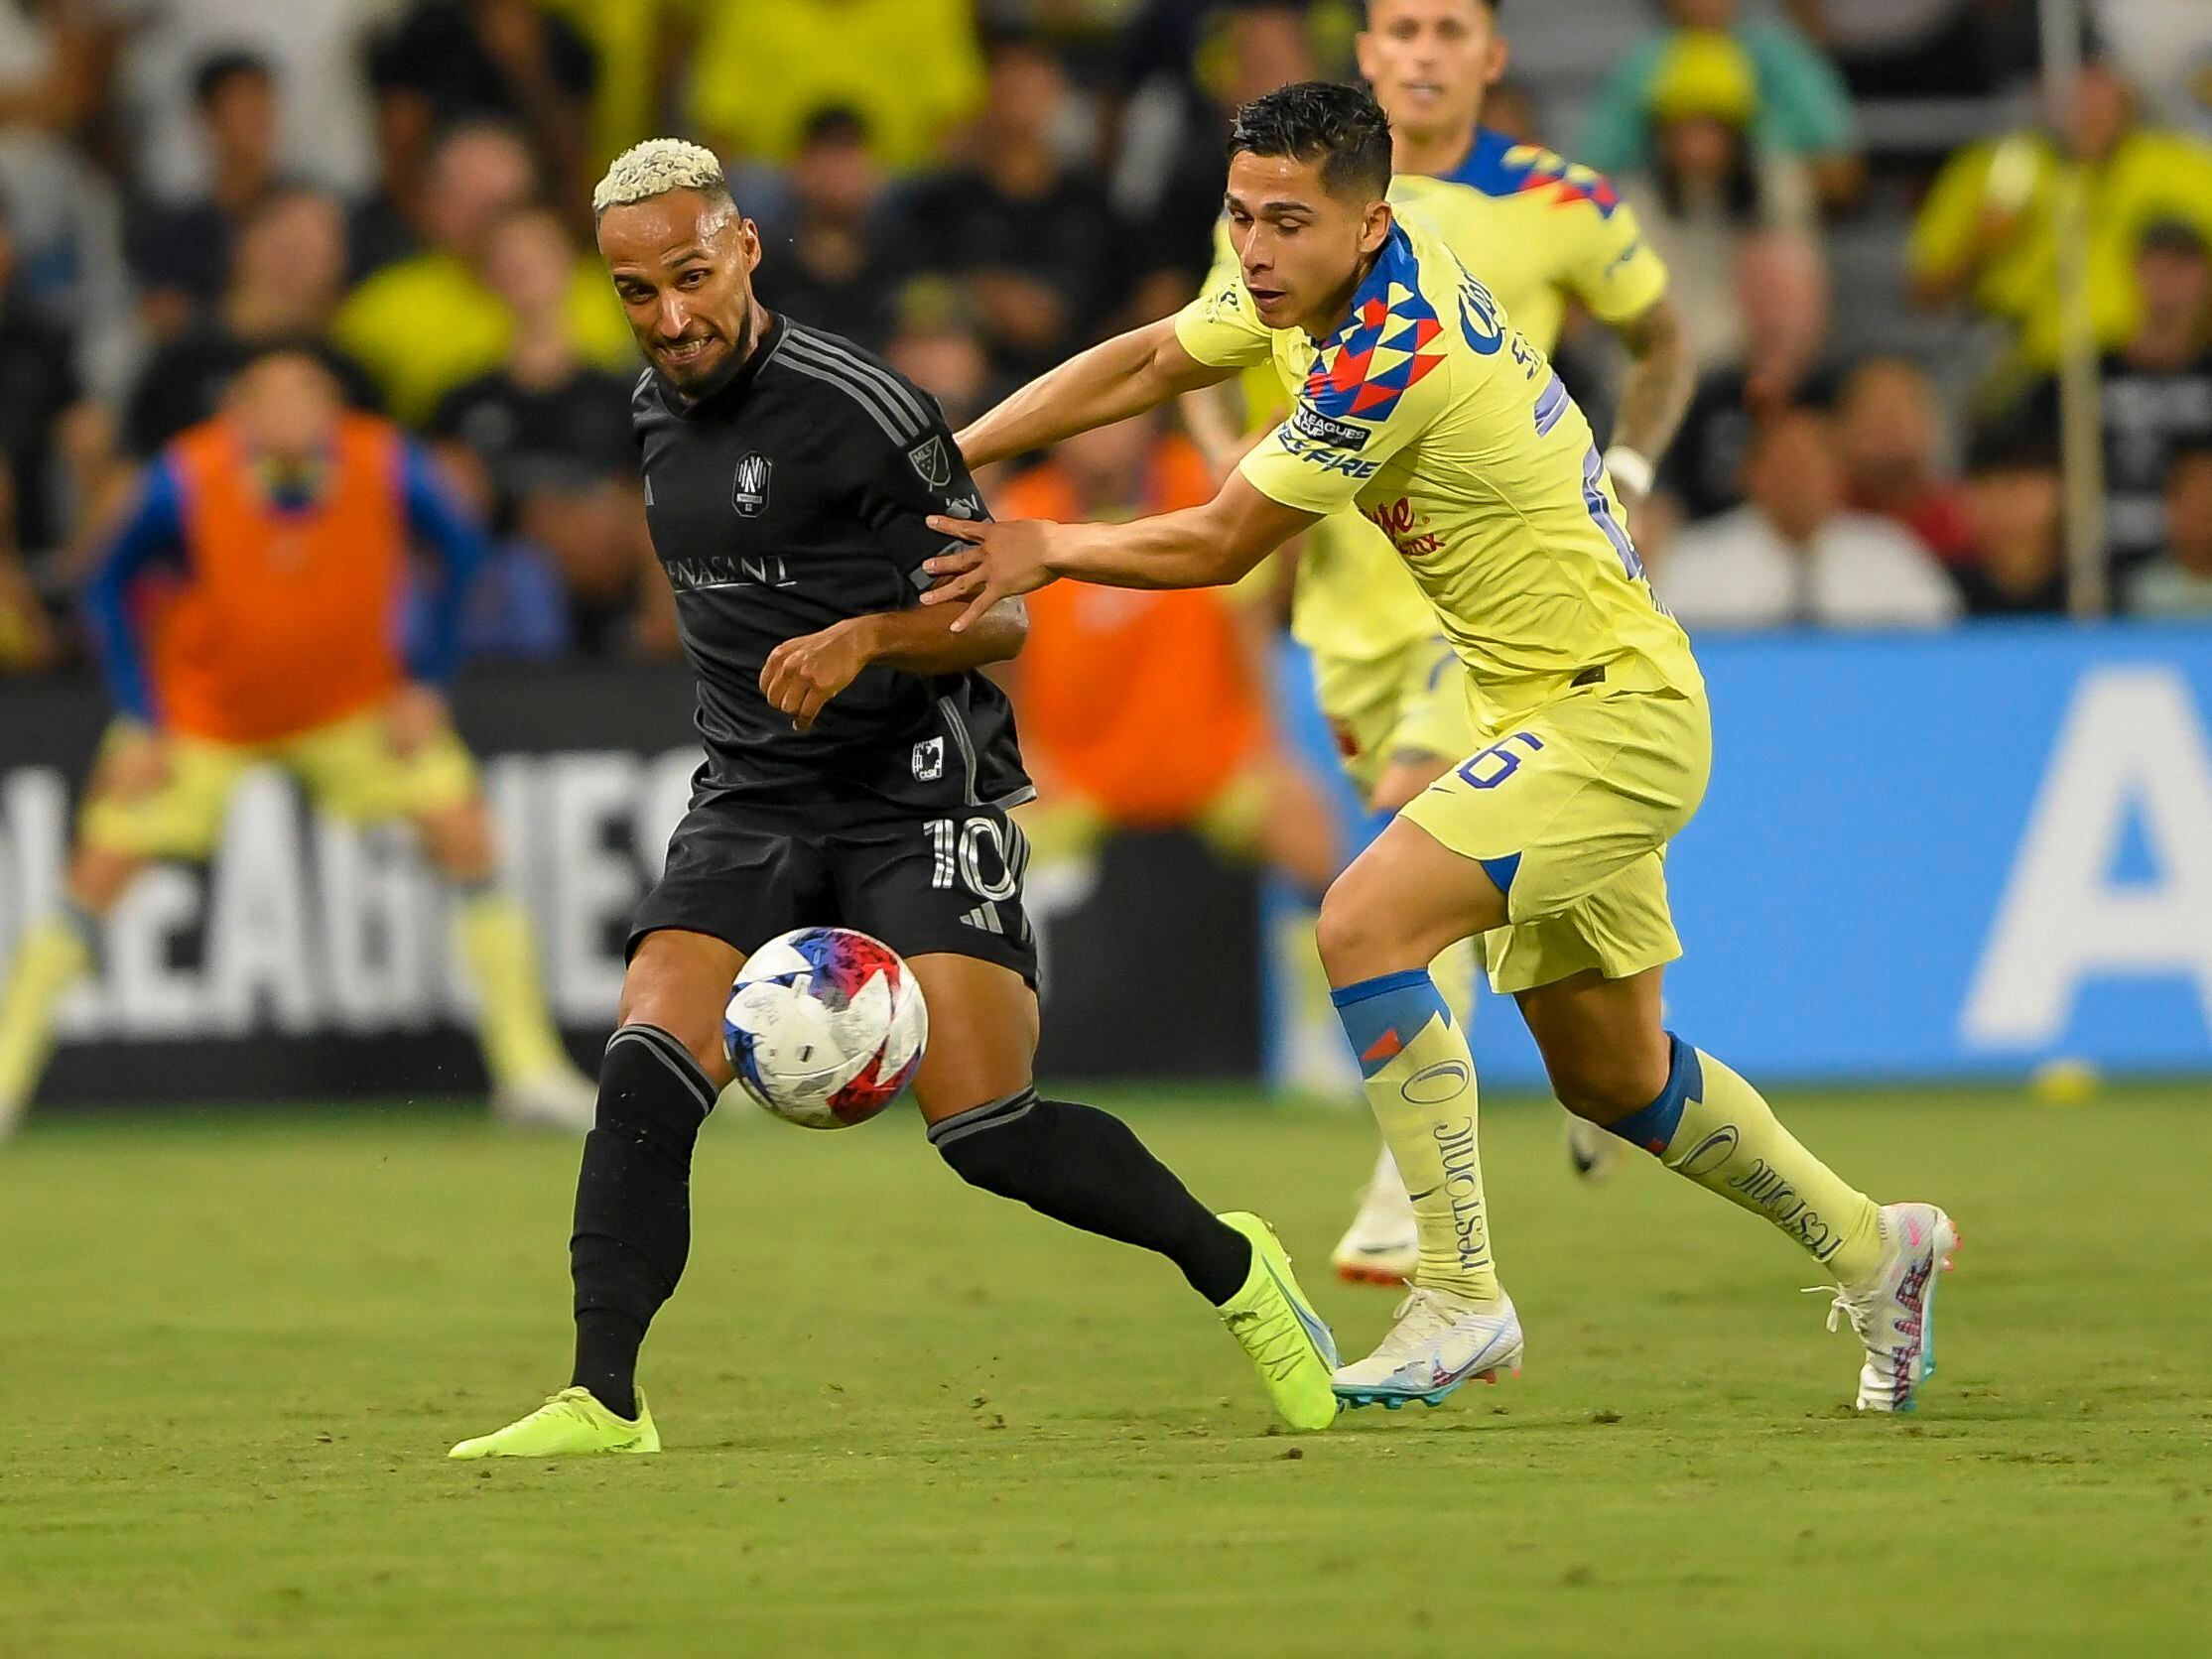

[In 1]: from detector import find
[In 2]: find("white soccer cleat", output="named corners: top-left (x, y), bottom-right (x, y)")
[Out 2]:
top-left (1814, 1201), bottom-right (1960, 1414)
top-left (492, 1067), bottom-right (599, 1133)
top-left (1332, 1286), bottom-right (1523, 1409)
top-left (1331, 1146), bottom-right (1419, 1286)
top-left (1563, 1109), bottom-right (1622, 1182)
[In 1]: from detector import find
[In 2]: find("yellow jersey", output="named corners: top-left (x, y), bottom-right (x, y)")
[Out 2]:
top-left (1207, 131), bottom-right (1668, 664)
top-left (1175, 209), bottom-right (1698, 728)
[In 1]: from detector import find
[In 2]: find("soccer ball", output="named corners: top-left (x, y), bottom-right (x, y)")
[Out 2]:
top-left (722, 928), bottom-right (929, 1129)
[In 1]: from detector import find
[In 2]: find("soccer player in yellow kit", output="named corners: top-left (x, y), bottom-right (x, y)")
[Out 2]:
top-left (926, 82), bottom-right (1958, 1415)
top-left (1214, 0), bottom-right (1698, 1279)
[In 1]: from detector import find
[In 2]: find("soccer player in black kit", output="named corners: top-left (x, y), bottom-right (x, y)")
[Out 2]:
top-left (451, 140), bottom-right (1339, 1457)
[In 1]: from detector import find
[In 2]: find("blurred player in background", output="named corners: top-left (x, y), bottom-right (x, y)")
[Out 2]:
top-left (0, 346), bottom-right (596, 1141)
top-left (928, 82), bottom-right (1954, 1416)
top-left (1190, 0), bottom-right (1696, 1282)
top-left (997, 410), bottom-right (1337, 896)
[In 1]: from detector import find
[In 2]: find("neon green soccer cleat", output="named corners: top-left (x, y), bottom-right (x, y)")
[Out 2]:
top-left (1216, 1212), bottom-right (1341, 1433)
top-left (448, 1386), bottom-right (660, 1459)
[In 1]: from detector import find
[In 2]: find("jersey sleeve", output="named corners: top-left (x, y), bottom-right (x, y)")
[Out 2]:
top-left (1172, 243), bottom-right (1276, 372)
top-left (397, 438), bottom-right (490, 684)
top-left (1563, 186), bottom-right (1669, 325)
top-left (82, 458), bottom-right (190, 724)
top-left (859, 405), bottom-right (993, 588)
top-left (1235, 352), bottom-right (1452, 517)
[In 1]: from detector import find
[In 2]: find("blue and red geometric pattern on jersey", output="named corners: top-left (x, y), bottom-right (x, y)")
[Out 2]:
top-left (1448, 127), bottom-right (1622, 220)
top-left (1304, 222), bottom-right (1446, 424)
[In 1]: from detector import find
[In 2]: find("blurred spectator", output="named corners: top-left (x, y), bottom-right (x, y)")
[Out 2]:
top-left (751, 108), bottom-right (901, 354)
top-left (124, 51), bottom-right (284, 337)
top-left (333, 121), bottom-right (631, 427)
top-left (369, 0), bottom-right (597, 223)
top-left (1910, 60), bottom-right (2212, 375)
top-left (687, 0), bottom-right (985, 173)
top-left (1835, 355), bottom-right (1978, 567)
top-left (120, 189), bottom-right (374, 461)
top-left (0, 197), bottom-right (80, 559)
top-left (428, 203), bottom-right (651, 658)
top-left (537, 0), bottom-right (686, 170)
top-left (2101, 0), bottom-right (2212, 140)
top-left (1616, 31), bottom-right (1822, 376)
top-left (116, 0), bottom-right (380, 202)
top-left (998, 410), bottom-right (1337, 892)
top-left (2127, 444), bottom-right (2212, 615)
top-left (1580, 0), bottom-right (1858, 195)
top-left (1654, 202), bottom-right (1838, 524)
top-left (0, 0), bottom-right (129, 390)
top-left (1109, 0), bottom-right (1321, 302)
top-left (2020, 219), bottom-right (2212, 587)
top-left (1784, 0), bottom-right (2046, 101)
top-left (1656, 406), bottom-right (1961, 629)
top-left (1954, 420), bottom-right (2068, 615)
top-left (0, 531), bottom-right (50, 670)
top-left (884, 278), bottom-right (1004, 439)
top-left (906, 30), bottom-right (1121, 377)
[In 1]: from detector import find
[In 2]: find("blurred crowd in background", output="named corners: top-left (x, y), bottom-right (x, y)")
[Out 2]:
top-left (2, 0), bottom-right (2212, 690)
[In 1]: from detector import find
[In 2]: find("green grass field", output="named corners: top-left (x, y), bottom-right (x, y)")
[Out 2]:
top-left (6, 1084), bottom-right (2210, 1658)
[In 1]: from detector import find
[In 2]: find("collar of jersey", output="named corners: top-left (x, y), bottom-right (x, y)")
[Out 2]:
top-left (1443, 125), bottom-right (1520, 193)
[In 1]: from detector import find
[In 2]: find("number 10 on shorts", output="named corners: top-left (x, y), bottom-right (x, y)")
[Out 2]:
top-left (926, 817), bottom-right (1021, 899)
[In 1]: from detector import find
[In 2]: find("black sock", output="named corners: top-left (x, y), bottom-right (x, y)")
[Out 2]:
top-left (929, 1090), bottom-right (1252, 1305)
top-left (569, 1024), bottom-right (716, 1416)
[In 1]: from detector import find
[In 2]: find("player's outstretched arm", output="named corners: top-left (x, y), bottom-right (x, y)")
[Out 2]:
top-left (759, 598), bottom-right (1027, 732)
top-left (956, 318), bottom-right (1235, 471)
top-left (921, 473), bottom-right (1318, 633)
top-left (1605, 296), bottom-right (1695, 506)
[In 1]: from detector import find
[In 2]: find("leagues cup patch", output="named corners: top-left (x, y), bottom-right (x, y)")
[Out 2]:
top-left (732, 452), bottom-right (773, 516)
top-left (907, 436), bottom-right (953, 489)
top-left (1290, 406), bottom-right (1370, 451)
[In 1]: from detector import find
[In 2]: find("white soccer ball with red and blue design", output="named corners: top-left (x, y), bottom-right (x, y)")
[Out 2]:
top-left (722, 928), bottom-right (928, 1129)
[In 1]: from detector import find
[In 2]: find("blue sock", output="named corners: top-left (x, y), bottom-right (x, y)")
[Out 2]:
top-left (1329, 969), bottom-right (1451, 1077)
top-left (1599, 1032), bottom-right (1703, 1154)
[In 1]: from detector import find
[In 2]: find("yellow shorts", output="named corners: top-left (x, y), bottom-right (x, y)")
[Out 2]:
top-left (1311, 636), bottom-right (1477, 799)
top-left (1400, 683), bottom-right (1713, 995)
top-left (80, 709), bottom-right (479, 860)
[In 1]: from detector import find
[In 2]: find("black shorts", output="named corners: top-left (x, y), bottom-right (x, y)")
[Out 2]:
top-left (630, 787), bottom-right (1038, 985)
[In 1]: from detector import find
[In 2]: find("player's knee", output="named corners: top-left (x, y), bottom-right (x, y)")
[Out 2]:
top-left (617, 939), bottom-right (737, 1087)
top-left (1539, 1037), bottom-right (1671, 1121)
top-left (420, 799), bottom-right (497, 882)
top-left (65, 842), bottom-right (137, 915)
top-left (1316, 869), bottom-right (1405, 985)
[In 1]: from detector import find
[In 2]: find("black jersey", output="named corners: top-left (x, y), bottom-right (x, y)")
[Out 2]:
top-left (632, 316), bottom-right (1031, 813)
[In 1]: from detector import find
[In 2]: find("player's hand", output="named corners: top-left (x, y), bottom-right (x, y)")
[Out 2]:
top-left (760, 618), bottom-right (873, 732)
top-left (921, 517), bottom-right (1057, 634)
top-left (384, 684), bottom-right (451, 760)
top-left (98, 725), bottom-right (171, 802)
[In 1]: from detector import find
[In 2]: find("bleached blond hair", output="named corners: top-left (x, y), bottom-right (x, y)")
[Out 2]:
top-left (591, 138), bottom-right (733, 221)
